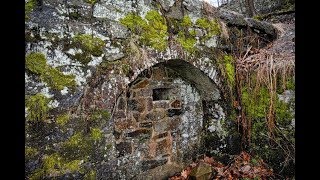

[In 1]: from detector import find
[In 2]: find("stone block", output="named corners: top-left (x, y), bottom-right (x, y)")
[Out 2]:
top-left (126, 128), bottom-right (152, 138)
top-left (153, 100), bottom-right (170, 109)
top-left (170, 99), bottom-right (181, 108)
top-left (167, 109), bottom-right (183, 117)
top-left (154, 120), bottom-right (169, 133)
top-left (132, 79), bottom-right (150, 89)
top-left (146, 109), bottom-right (166, 121)
top-left (139, 121), bottom-right (153, 128)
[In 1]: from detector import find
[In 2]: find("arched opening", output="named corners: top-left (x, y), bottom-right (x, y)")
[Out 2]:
top-left (112, 59), bottom-right (231, 170)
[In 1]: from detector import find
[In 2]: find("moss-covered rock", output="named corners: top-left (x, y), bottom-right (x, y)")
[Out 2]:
top-left (56, 113), bottom-right (70, 126)
top-left (26, 52), bottom-right (77, 91)
top-left (195, 17), bottom-right (221, 41)
top-left (120, 10), bottom-right (168, 51)
top-left (25, 0), bottom-right (36, 20)
top-left (26, 93), bottom-right (51, 122)
top-left (26, 52), bottom-right (47, 75)
top-left (73, 34), bottom-right (105, 57)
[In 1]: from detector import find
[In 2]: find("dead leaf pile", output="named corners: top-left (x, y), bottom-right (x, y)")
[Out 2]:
top-left (169, 151), bottom-right (273, 180)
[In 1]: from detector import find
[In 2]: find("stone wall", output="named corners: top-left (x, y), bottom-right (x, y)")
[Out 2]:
top-left (25, 0), bottom-right (278, 179)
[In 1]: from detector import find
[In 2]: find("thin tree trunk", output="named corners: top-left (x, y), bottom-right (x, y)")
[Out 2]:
top-left (245, 0), bottom-right (256, 17)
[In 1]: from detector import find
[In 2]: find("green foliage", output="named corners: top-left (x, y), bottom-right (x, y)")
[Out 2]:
top-left (120, 10), bottom-right (168, 51)
top-left (26, 93), bottom-right (51, 122)
top-left (56, 113), bottom-right (70, 126)
top-left (73, 34), bottom-right (105, 57)
top-left (242, 86), bottom-right (270, 119)
top-left (196, 18), bottom-right (221, 41)
top-left (90, 128), bottom-right (103, 141)
top-left (25, 0), bottom-right (36, 20)
top-left (275, 97), bottom-right (293, 127)
top-left (26, 52), bottom-right (77, 91)
top-left (286, 77), bottom-right (295, 90)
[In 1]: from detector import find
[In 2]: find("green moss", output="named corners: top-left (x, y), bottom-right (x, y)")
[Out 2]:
top-left (29, 168), bottom-right (45, 180)
top-left (142, 10), bottom-right (168, 51)
top-left (65, 132), bottom-right (83, 147)
top-left (26, 52), bottom-right (77, 91)
top-left (119, 13), bottom-right (147, 34)
top-left (106, 144), bottom-right (112, 150)
top-left (177, 31), bottom-right (197, 53)
top-left (42, 67), bottom-right (77, 91)
top-left (120, 10), bottom-right (168, 51)
top-left (56, 113), bottom-right (70, 126)
top-left (121, 63), bottom-right (131, 76)
top-left (73, 34), bottom-right (105, 57)
top-left (84, 170), bottom-right (97, 180)
top-left (43, 153), bottom-right (83, 176)
top-left (26, 52), bottom-right (47, 75)
top-left (91, 109), bottom-right (110, 122)
top-left (253, 15), bottom-right (264, 21)
top-left (90, 128), bottom-right (103, 141)
top-left (60, 132), bottom-right (94, 160)
top-left (195, 18), bottom-right (221, 41)
top-left (181, 16), bottom-right (192, 27)
top-left (64, 159), bottom-right (82, 173)
top-left (25, 0), bottom-right (36, 20)
top-left (85, 0), bottom-right (96, 5)
top-left (74, 52), bottom-right (92, 64)
top-left (286, 77), bottom-right (295, 90)
top-left (275, 97), bottom-right (293, 126)
top-left (224, 55), bottom-right (235, 86)
top-left (26, 93), bottom-right (51, 122)
top-left (25, 147), bottom-right (38, 159)
top-left (242, 86), bottom-right (270, 119)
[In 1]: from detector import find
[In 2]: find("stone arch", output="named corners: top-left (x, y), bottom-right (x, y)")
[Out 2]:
top-left (112, 59), bottom-right (231, 170)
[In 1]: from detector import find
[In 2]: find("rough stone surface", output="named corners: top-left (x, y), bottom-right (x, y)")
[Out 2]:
top-left (25, 0), bottom-right (289, 179)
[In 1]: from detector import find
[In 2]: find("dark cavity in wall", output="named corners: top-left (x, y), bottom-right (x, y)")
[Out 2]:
top-left (153, 88), bottom-right (171, 101)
